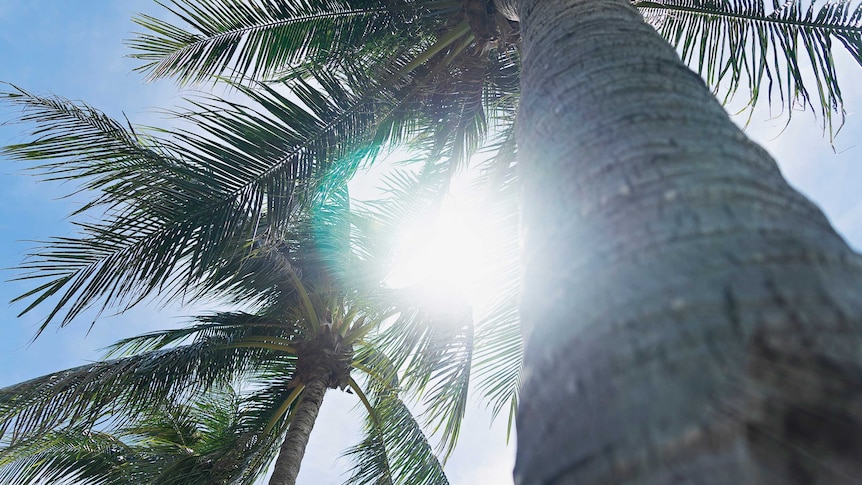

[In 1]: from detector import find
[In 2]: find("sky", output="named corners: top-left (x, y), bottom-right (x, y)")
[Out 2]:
top-left (0, 1), bottom-right (861, 485)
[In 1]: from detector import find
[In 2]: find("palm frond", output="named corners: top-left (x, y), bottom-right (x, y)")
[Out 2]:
top-left (128, 0), bottom-right (456, 84)
top-left (0, 84), bottom-right (187, 197)
top-left (131, 0), bottom-right (515, 173)
top-left (468, 138), bottom-right (521, 432)
top-left (137, 388), bottom-right (275, 485)
top-left (0, 337), bottom-right (294, 444)
top-left (0, 430), bottom-right (138, 485)
top-left (365, 289), bottom-right (473, 459)
top-left (636, 0), bottom-right (862, 132)
top-left (2, 75), bottom-right (381, 330)
top-left (472, 297), bottom-right (520, 434)
top-left (0, 386), bottom-right (277, 485)
top-left (103, 311), bottom-right (301, 357)
top-left (345, 394), bottom-right (451, 485)
top-left (344, 361), bottom-right (449, 485)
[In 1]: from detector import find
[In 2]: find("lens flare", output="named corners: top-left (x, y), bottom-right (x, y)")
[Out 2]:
top-left (387, 196), bottom-right (506, 316)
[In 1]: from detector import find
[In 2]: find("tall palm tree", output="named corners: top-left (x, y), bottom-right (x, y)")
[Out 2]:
top-left (0, 80), bottom-right (519, 483)
top-left (124, 0), bottom-right (862, 482)
top-left (0, 80), bottom-right (367, 483)
top-left (0, 295), bottom-right (457, 485)
top-left (0, 190), bottom-right (454, 484)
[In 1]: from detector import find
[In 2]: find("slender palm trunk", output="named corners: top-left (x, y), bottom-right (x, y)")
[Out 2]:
top-left (268, 376), bottom-right (328, 485)
top-left (501, 0), bottom-right (862, 483)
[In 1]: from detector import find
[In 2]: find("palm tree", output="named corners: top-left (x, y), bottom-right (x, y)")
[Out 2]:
top-left (124, 0), bottom-right (862, 482)
top-left (0, 180), bottom-right (461, 485)
top-left (0, 80), bottom-right (520, 483)
top-left (0, 298), bottom-right (457, 485)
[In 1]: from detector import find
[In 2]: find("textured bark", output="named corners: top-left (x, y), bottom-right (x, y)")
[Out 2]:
top-left (268, 376), bottom-right (328, 485)
top-left (508, 0), bottom-right (862, 483)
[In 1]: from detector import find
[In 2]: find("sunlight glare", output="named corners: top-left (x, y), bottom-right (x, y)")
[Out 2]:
top-left (387, 196), bottom-right (503, 315)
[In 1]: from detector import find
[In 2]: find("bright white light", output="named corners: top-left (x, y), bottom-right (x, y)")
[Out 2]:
top-left (350, 147), bottom-right (516, 318)
top-left (387, 195), bottom-right (504, 315)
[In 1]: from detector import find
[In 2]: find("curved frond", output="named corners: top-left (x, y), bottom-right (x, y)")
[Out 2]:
top-left (344, 359), bottom-right (449, 485)
top-left (2, 76), bottom-right (379, 330)
top-left (0, 84), bottom-right (186, 196)
top-left (469, 137), bottom-right (521, 433)
top-left (104, 311), bottom-right (302, 358)
top-left (0, 430), bottom-right (137, 485)
top-left (128, 0), bottom-right (454, 84)
top-left (636, 0), bottom-right (862, 132)
top-left (472, 297), bottom-right (520, 435)
top-left (136, 388), bottom-right (276, 485)
top-left (366, 289), bottom-right (473, 459)
top-left (0, 387), bottom-right (278, 485)
top-left (131, 0), bottom-right (518, 173)
top-left (0, 337), bottom-right (294, 445)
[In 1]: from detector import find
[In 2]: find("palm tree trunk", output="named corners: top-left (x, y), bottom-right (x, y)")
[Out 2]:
top-left (501, 0), bottom-right (862, 483)
top-left (268, 376), bottom-right (328, 485)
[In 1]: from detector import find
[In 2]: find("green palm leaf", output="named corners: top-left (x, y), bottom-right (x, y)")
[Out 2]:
top-left (135, 389), bottom-right (277, 485)
top-left (2, 75), bottom-right (383, 331)
top-left (636, 0), bottom-right (862, 131)
top-left (130, 0), bottom-right (517, 180)
top-left (345, 349), bottom-right (449, 485)
top-left (0, 332), bottom-right (295, 444)
top-left (468, 133), bottom-right (521, 435)
top-left (0, 430), bottom-right (137, 485)
top-left (128, 0), bottom-right (450, 84)
top-left (364, 288), bottom-right (473, 459)
top-left (0, 387), bottom-right (278, 485)
top-left (344, 391), bottom-right (450, 485)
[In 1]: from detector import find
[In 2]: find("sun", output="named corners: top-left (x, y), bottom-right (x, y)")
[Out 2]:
top-left (386, 195), bottom-right (507, 315)
top-left (349, 147), bottom-right (517, 316)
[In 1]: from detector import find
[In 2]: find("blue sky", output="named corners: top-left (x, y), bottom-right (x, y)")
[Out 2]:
top-left (1, 1), bottom-right (861, 484)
